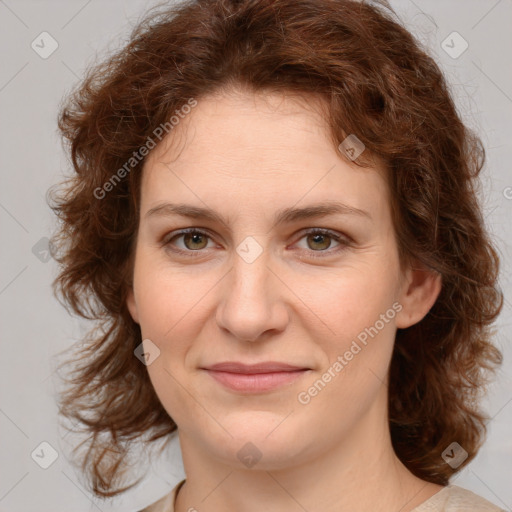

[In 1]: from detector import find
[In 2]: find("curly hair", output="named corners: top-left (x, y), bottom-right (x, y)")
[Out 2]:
top-left (49, 0), bottom-right (503, 498)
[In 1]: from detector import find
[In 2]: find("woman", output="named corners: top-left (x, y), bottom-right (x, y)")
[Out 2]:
top-left (50, 0), bottom-right (505, 511)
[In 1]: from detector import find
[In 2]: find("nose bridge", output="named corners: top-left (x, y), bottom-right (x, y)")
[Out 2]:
top-left (232, 248), bottom-right (269, 300)
top-left (229, 244), bottom-right (273, 315)
top-left (230, 233), bottom-right (273, 300)
top-left (216, 240), bottom-right (288, 341)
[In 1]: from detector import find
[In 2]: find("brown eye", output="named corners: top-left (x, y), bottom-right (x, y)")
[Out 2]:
top-left (294, 228), bottom-right (351, 259)
top-left (164, 229), bottom-right (214, 254)
top-left (182, 232), bottom-right (209, 250)
top-left (306, 233), bottom-right (333, 251)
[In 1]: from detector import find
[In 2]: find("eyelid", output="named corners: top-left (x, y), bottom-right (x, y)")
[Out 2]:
top-left (161, 227), bottom-right (219, 252)
top-left (162, 226), bottom-right (216, 244)
top-left (293, 227), bottom-right (353, 245)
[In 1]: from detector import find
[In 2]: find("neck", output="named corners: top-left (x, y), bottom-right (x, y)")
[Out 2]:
top-left (174, 385), bottom-right (443, 512)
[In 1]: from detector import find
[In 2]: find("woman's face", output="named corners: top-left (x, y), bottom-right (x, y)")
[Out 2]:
top-left (127, 88), bottom-right (439, 470)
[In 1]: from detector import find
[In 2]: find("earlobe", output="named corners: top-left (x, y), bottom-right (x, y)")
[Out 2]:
top-left (126, 287), bottom-right (140, 324)
top-left (395, 262), bottom-right (442, 329)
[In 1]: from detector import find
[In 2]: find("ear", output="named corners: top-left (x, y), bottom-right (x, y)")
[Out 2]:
top-left (395, 261), bottom-right (442, 329)
top-left (126, 287), bottom-right (140, 324)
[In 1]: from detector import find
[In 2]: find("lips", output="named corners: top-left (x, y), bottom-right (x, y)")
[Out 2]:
top-left (204, 361), bottom-right (308, 373)
top-left (201, 361), bottom-right (310, 393)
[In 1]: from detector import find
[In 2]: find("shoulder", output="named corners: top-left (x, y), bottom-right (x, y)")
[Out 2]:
top-left (138, 481), bottom-right (506, 512)
top-left (138, 479), bottom-right (186, 512)
top-left (137, 493), bottom-right (169, 512)
top-left (414, 485), bottom-right (506, 512)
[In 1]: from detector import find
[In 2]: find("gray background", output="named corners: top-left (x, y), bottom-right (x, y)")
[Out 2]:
top-left (0, 0), bottom-right (511, 510)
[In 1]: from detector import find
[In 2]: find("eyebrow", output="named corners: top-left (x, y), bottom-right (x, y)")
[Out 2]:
top-left (145, 201), bottom-right (371, 227)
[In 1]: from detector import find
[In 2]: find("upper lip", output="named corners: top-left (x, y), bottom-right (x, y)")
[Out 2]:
top-left (202, 362), bottom-right (309, 374)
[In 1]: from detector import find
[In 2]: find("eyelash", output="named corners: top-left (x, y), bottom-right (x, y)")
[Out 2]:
top-left (162, 227), bottom-right (352, 260)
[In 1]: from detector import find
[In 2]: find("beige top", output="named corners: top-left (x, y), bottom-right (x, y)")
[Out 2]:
top-left (139, 481), bottom-right (506, 512)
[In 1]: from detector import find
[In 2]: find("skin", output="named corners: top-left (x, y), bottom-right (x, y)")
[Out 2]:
top-left (127, 87), bottom-right (443, 512)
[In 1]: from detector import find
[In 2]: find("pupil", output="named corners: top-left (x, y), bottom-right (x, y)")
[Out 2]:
top-left (310, 234), bottom-right (330, 250)
top-left (186, 233), bottom-right (206, 249)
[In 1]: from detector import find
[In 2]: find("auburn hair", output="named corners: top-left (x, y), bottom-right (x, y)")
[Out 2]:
top-left (49, 0), bottom-right (503, 498)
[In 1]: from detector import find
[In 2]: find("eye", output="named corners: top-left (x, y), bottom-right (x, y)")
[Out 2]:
top-left (293, 228), bottom-right (351, 258)
top-left (163, 228), bottom-right (216, 255)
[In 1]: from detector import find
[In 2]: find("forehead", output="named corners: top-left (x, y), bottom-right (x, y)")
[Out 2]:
top-left (140, 89), bottom-right (390, 223)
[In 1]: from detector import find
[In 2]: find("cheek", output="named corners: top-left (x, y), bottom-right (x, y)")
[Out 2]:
top-left (295, 267), bottom-right (400, 407)
top-left (296, 273), bottom-right (399, 428)
top-left (132, 253), bottom-right (212, 339)
top-left (296, 264), bottom-right (399, 344)
top-left (132, 261), bottom-right (205, 420)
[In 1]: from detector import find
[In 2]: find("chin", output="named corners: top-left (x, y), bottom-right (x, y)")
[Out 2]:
top-left (199, 412), bottom-right (316, 470)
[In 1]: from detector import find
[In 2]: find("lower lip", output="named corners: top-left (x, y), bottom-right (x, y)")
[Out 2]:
top-left (204, 369), bottom-right (309, 393)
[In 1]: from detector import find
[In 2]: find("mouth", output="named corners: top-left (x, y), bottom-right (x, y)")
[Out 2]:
top-left (200, 361), bottom-right (311, 393)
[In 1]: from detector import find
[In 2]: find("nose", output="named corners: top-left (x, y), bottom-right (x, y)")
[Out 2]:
top-left (215, 249), bottom-right (289, 342)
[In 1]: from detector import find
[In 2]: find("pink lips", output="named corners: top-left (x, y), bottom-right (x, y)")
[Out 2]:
top-left (202, 362), bottom-right (310, 393)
